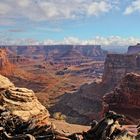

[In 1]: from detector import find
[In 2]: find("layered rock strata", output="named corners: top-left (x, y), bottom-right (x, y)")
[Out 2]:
top-left (103, 73), bottom-right (140, 123)
top-left (0, 74), bottom-right (49, 121)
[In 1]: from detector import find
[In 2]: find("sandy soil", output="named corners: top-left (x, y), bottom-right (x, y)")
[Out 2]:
top-left (51, 119), bottom-right (138, 136)
top-left (50, 119), bottom-right (90, 135)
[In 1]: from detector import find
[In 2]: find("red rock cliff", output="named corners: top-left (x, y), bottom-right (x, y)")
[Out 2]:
top-left (0, 49), bottom-right (14, 75)
top-left (103, 73), bottom-right (140, 123)
top-left (102, 53), bottom-right (140, 89)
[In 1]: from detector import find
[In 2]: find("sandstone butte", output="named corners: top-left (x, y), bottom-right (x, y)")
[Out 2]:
top-left (0, 74), bottom-right (50, 121)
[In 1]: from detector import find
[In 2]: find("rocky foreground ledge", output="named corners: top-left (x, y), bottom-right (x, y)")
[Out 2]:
top-left (0, 74), bottom-right (50, 121)
top-left (0, 74), bottom-right (139, 140)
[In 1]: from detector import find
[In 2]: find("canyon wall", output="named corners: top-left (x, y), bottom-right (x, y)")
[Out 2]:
top-left (52, 44), bottom-right (140, 124)
top-left (103, 73), bottom-right (140, 123)
top-left (127, 43), bottom-right (140, 54)
top-left (0, 49), bottom-right (14, 75)
top-left (0, 45), bottom-right (107, 63)
top-left (0, 49), bottom-right (10, 69)
top-left (102, 54), bottom-right (140, 88)
top-left (1, 44), bottom-right (140, 125)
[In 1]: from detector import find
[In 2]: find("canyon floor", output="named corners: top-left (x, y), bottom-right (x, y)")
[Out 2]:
top-left (0, 73), bottom-right (139, 140)
top-left (8, 59), bottom-right (104, 109)
top-left (52, 119), bottom-right (138, 136)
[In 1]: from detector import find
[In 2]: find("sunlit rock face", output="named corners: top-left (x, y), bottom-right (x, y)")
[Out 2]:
top-left (0, 49), bottom-right (14, 75)
top-left (0, 49), bottom-right (9, 68)
top-left (0, 74), bottom-right (50, 121)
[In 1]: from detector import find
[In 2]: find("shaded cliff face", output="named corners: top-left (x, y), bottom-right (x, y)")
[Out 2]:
top-left (103, 73), bottom-right (140, 123)
top-left (102, 43), bottom-right (140, 89)
top-left (51, 81), bottom-right (107, 124)
top-left (51, 46), bottom-right (140, 125)
top-left (127, 43), bottom-right (140, 54)
top-left (102, 54), bottom-right (139, 88)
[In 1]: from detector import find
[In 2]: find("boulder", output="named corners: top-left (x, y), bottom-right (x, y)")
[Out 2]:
top-left (0, 74), bottom-right (14, 90)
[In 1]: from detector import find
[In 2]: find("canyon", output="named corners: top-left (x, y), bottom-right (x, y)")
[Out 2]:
top-left (1, 45), bottom-right (107, 62)
top-left (104, 73), bottom-right (140, 124)
top-left (0, 45), bottom-right (106, 109)
top-left (0, 44), bottom-right (140, 126)
top-left (0, 74), bottom-right (139, 140)
top-left (0, 45), bottom-right (106, 89)
top-left (51, 44), bottom-right (140, 124)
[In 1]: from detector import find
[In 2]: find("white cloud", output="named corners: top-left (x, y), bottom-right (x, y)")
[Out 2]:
top-left (87, 1), bottom-right (111, 16)
top-left (17, 0), bottom-right (30, 7)
top-left (0, 18), bottom-right (15, 26)
top-left (41, 36), bottom-right (140, 49)
top-left (8, 29), bottom-right (26, 33)
top-left (124, 0), bottom-right (140, 15)
top-left (0, 38), bottom-right (40, 46)
top-left (0, 0), bottom-right (119, 22)
top-left (1, 36), bottom-right (140, 48)
top-left (61, 36), bottom-right (140, 47)
top-left (37, 27), bottom-right (62, 32)
top-left (0, 1), bottom-right (12, 15)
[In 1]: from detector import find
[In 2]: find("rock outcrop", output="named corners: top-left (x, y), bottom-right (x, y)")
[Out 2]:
top-left (0, 75), bottom-right (14, 89)
top-left (127, 43), bottom-right (140, 54)
top-left (0, 49), bottom-right (13, 75)
top-left (102, 54), bottom-right (140, 88)
top-left (103, 73), bottom-right (140, 123)
top-left (102, 43), bottom-right (140, 89)
top-left (0, 49), bottom-right (10, 68)
top-left (0, 74), bottom-right (49, 121)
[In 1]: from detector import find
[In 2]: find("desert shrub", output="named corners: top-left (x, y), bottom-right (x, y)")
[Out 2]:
top-left (53, 112), bottom-right (66, 120)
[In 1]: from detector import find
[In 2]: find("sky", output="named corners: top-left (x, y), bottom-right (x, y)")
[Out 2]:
top-left (0, 0), bottom-right (140, 48)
